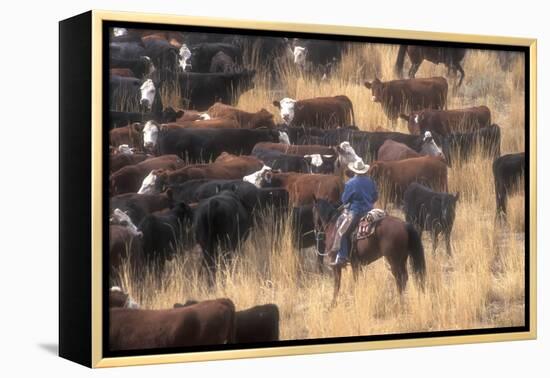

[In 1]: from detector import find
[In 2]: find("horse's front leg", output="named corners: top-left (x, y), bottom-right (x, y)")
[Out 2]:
top-left (331, 266), bottom-right (343, 308)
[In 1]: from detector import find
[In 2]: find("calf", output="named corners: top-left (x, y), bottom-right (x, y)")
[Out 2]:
top-left (272, 95), bottom-right (355, 129)
top-left (493, 152), bottom-right (525, 219)
top-left (401, 106), bottom-right (491, 135)
top-left (364, 77), bottom-right (448, 122)
top-left (404, 183), bottom-right (459, 256)
top-left (109, 212), bottom-right (143, 277)
top-left (109, 298), bottom-right (236, 350)
top-left (368, 156), bottom-right (448, 205)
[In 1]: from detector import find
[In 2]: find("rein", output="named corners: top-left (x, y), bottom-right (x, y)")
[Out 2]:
top-left (313, 206), bottom-right (341, 257)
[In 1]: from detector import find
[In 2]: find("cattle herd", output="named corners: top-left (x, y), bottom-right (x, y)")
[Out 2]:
top-left (107, 27), bottom-right (526, 351)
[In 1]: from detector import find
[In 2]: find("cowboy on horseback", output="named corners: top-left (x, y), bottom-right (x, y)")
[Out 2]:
top-left (330, 159), bottom-right (378, 267)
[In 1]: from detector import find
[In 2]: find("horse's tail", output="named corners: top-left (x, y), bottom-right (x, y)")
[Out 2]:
top-left (395, 45), bottom-right (407, 77)
top-left (406, 223), bottom-right (426, 289)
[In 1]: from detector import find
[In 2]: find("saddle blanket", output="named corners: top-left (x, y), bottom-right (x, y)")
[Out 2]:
top-left (357, 209), bottom-right (387, 240)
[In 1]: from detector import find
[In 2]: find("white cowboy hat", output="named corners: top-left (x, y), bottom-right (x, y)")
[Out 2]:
top-left (347, 159), bottom-right (370, 174)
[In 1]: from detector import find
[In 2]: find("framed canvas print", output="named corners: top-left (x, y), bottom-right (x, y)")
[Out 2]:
top-left (59, 10), bottom-right (537, 368)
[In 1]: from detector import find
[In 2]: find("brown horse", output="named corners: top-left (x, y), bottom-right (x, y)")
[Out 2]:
top-left (395, 45), bottom-right (466, 86)
top-left (312, 198), bottom-right (426, 306)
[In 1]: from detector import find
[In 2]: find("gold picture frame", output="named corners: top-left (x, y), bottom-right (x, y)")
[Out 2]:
top-left (59, 9), bottom-right (536, 368)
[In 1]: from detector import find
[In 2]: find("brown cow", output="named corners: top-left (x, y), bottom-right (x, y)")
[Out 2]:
top-left (163, 118), bottom-right (240, 129)
top-left (110, 152), bottom-right (149, 174)
top-left (109, 298), bottom-right (236, 350)
top-left (109, 123), bottom-right (142, 148)
top-left (110, 68), bottom-right (136, 77)
top-left (109, 224), bottom-right (142, 276)
top-left (174, 301), bottom-right (280, 344)
top-left (154, 153), bottom-right (263, 188)
top-left (253, 142), bottom-right (335, 156)
top-left (207, 102), bottom-right (276, 129)
top-left (272, 96), bottom-right (355, 129)
top-left (364, 77), bottom-right (448, 123)
top-left (377, 134), bottom-right (445, 162)
top-left (258, 170), bottom-right (343, 206)
top-left (400, 106), bottom-right (492, 135)
top-left (109, 155), bottom-right (184, 195)
top-left (368, 156), bottom-right (448, 204)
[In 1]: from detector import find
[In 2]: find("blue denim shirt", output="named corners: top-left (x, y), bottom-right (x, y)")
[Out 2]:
top-left (341, 175), bottom-right (378, 215)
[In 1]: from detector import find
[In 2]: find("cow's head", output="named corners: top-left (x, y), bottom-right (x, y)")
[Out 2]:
top-left (139, 79), bottom-right (156, 110)
top-left (160, 107), bottom-right (185, 123)
top-left (109, 208), bottom-right (142, 237)
top-left (336, 141), bottom-right (361, 170)
top-left (400, 112), bottom-right (423, 134)
top-left (278, 131), bottom-right (290, 145)
top-left (420, 131), bottom-right (445, 160)
top-left (439, 192), bottom-right (460, 226)
top-left (112, 28), bottom-right (127, 37)
top-left (116, 144), bottom-right (135, 155)
top-left (272, 98), bottom-right (297, 125)
top-left (178, 44), bottom-right (192, 71)
top-left (137, 170), bottom-right (159, 194)
top-left (364, 77), bottom-right (384, 103)
top-left (142, 120), bottom-right (160, 150)
top-left (293, 46), bottom-right (307, 69)
top-left (109, 286), bottom-right (140, 309)
top-left (254, 109), bottom-right (276, 129)
top-left (304, 154), bottom-right (337, 174)
top-left (139, 56), bottom-right (156, 76)
top-left (243, 165), bottom-right (272, 188)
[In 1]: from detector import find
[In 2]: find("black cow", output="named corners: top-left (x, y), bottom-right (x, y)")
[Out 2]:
top-left (139, 202), bottom-right (195, 267)
top-left (291, 39), bottom-right (349, 77)
top-left (404, 183), bottom-right (459, 256)
top-left (157, 128), bottom-right (283, 162)
top-left (189, 43), bottom-right (242, 73)
top-left (493, 152), bottom-right (525, 219)
top-left (109, 108), bottom-right (184, 129)
top-left (110, 191), bottom-right (174, 227)
top-left (193, 191), bottom-right (252, 281)
top-left (277, 126), bottom-right (358, 145)
top-left (111, 40), bottom-right (179, 75)
top-left (109, 76), bottom-right (142, 112)
top-left (442, 124), bottom-right (501, 166)
top-left (209, 51), bottom-right (237, 73)
top-left (176, 70), bottom-right (256, 110)
top-left (252, 147), bottom-right (310, 173)
top-left (110, 57), bottom-right (154, 78)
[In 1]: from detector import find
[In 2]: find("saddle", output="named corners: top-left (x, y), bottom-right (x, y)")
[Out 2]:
top-left (356, 209), bottom-right (387, 240)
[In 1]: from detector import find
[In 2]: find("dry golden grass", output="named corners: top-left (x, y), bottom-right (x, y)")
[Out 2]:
top-left (115, 43), bottom-right (525, 339)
